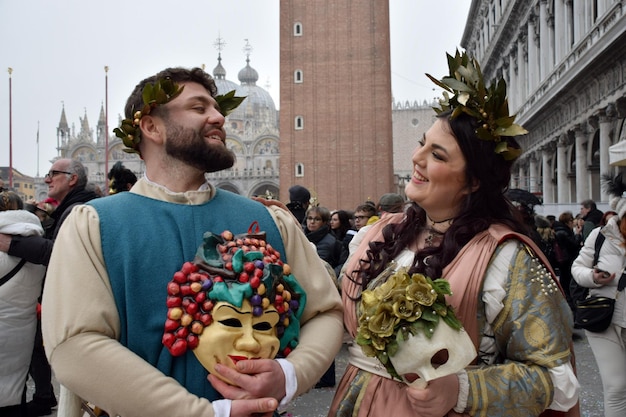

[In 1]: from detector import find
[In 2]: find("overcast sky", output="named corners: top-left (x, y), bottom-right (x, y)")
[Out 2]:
top-left (0, 0), bottom-right (471, 178)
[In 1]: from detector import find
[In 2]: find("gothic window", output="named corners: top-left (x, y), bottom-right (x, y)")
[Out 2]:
top-left (294, 22), bottom-right (303, 36)
top-left (295, 163), bottom-right (304, 177)
top-left (295, 116), bottom-right (304, 130)
top-left (294, 70), bottom-right (303, 83)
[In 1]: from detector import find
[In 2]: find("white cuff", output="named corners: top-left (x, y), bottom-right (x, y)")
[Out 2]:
top-left (276, 358), bottom-right (297, 407)
top-left (548, 363), bottom-right (580, 411)
top-left (453, 370), bottom-right (469, 413)
top-left (212, 399), bottom-right (231, 417)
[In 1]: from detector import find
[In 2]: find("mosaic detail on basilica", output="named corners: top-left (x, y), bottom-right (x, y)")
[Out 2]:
top-left (226, 138), bottom-right (244, 154)
top-left (254, 138), bottom-right (278, 155)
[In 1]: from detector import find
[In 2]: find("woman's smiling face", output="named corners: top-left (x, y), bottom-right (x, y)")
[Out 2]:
top-left (405, 118), bottom-right (472, 221)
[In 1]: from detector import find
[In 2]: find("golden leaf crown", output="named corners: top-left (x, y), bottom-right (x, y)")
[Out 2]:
top-left (113, 78), bottom-right (246, 155)
top-left (426, 50), bottom-right (527, 161)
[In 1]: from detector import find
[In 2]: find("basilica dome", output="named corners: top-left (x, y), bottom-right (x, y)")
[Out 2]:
top-left (213, 55), bottom-right (240, 99)
top-left (213, 56), bottom-right (277, 126)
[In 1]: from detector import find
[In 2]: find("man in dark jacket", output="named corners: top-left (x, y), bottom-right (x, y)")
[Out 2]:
top-left (0, 158), bottom-right (99, 416)
top-left (553, 211), bottom-right (582, 314)
top-left (302, 205), bottom-right (341, 388)
top-left (580, 199), bottom-right (603, 241)
top-left (2, 159), bottom-right (100, 263)
top-left (286, 185), bottom-right (311, 226)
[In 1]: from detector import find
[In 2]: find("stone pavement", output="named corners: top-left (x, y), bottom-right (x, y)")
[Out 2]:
top-left (35, 329), bottom-right (603, 417)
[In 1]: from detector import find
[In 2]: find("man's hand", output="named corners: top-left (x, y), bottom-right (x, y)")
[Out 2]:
top-left (251, 197), bottom-right (288, 211)
top-left (230, 397), bottom-right (278, 417)
top-left (208, 359), bottom-right (287, 402)
top-left (0, 233), bottom-right (12, 253)
top-left (405, 373), bottom-right (459, 417)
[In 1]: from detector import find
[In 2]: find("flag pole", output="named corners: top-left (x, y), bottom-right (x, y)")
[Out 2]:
top-left (104, 66), bottom-right (109, 195)
top-left (36, 121), bottom-right (40, 177)
top-left (8, 67), bottom-right (13, 188)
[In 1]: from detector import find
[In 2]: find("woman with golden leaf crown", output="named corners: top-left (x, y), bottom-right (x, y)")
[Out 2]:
top-left (328, 51), bottom-right (580, 417)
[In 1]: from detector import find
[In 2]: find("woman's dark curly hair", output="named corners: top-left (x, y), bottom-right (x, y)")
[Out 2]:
top-left (351, 111), bottom-right (527, 293)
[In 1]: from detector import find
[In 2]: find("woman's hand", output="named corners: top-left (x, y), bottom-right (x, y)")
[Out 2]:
top-left (405, 373), bottom-right (460, 417)
top-left (593, 268), bottom-right (615, 286)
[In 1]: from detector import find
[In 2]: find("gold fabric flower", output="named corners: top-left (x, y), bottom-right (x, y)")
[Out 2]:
top-left (406, 273), bottom-right (437, 306)
top-left (368, 303), bottom-right (399, 338)
top-left (355, 267), bottom-right (463, 380)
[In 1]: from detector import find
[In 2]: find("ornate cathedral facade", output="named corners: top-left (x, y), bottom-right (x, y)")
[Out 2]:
top-left (36, 47), bottom-right (280, 202)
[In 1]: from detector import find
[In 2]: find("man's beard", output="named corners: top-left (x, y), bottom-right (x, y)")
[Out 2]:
top-left (165, 124), bottom-right (235, 173)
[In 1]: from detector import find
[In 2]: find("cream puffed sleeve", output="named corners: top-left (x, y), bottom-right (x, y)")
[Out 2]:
top-left (42, 205), bottom-right (218, 417)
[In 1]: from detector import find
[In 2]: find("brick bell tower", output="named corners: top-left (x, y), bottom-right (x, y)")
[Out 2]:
top-left (279, 0), bottom-right (394, 211)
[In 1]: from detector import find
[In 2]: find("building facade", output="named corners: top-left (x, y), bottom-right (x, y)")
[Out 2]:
top-left (0, 167), bottom-right (36, 202)
top-left (37, 48), bottom-right (280, 202)
top-left (279, 0), bottom-right (395, 211)
top-left (208, 44), bottom-right (281, 199)
top-left (461, 0), bottom-right (626, 215)
top-left (391, 100), bottom-right (437, 200)
top-left (46, 104), bottom-right (143, 201)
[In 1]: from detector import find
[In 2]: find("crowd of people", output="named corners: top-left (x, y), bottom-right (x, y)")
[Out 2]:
top-left (510, 189), bottom-right (626, 417)
top-left (3, 51), bottom-right (624, 417)
top-left (0, 160), bottom-right (138, 417)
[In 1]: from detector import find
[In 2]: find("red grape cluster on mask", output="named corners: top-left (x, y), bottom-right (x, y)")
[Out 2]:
top-left (162, 229), bottom-right (303, 357)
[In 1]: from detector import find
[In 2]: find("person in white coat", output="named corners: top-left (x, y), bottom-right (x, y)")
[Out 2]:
top-left (0, 191), bottom-right (47, 416)
top-left (571, 174), bottom-right (626, 417)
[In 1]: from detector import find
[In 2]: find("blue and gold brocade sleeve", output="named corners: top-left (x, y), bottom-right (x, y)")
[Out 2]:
top-left (465, 243), bottom-right (574, 417)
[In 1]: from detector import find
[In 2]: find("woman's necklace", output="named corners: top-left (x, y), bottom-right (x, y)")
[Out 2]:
top-left (424, 215), bottom-right (453, 247)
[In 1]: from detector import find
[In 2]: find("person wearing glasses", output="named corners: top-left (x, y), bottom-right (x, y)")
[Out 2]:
top-left (303, 205), bottom-right (342, 389)
top-left (352, 203), bottom-right (377, 232)
top-left (0, 158), bottom-right (99, 417)
top-left (305, 206), bottom-right (342, 272)
top-left (0, 159), bottom-right (99, 265)
top-left (348, 194), bottom-right (405, 256)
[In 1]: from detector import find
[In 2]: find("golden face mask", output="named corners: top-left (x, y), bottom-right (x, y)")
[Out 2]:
top-left (162, 228), bottom-right (307, 385)
top-left (193, 299), bottom-right (280, 385)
